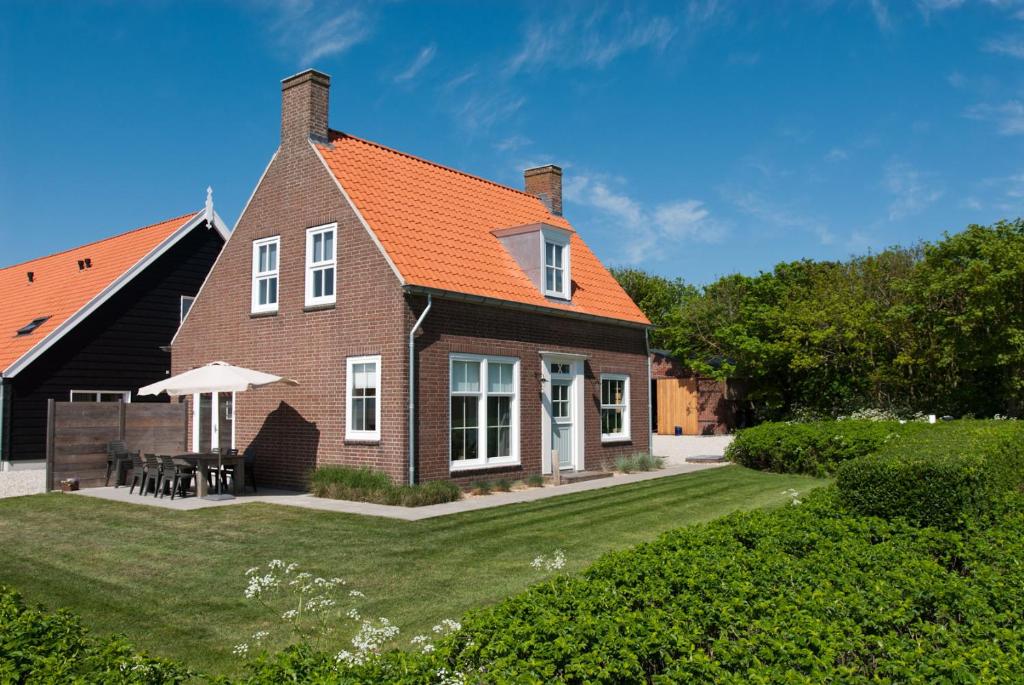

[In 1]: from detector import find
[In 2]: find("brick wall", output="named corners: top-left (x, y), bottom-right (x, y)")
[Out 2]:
top-left (413, 296), bottom-right (650, 484)
top-left (171, 136), bottom-right (410, 489)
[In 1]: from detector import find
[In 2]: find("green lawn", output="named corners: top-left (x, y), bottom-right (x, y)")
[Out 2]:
top-left (0, 466), bottom-right (826, 675)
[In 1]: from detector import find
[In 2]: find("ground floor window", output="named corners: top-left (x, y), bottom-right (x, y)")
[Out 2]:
top-left (346, 355), bottom-right (381, 441)
top-left (600, 374), bottom-right (630, 441)
top-left (69, 390), bottom-right (130, 403)
top-left (450, 354), bottom-right (519, 469)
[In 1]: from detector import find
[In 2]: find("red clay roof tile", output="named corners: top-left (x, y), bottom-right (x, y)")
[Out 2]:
top-left (316, 132), bottom-right (649, 325)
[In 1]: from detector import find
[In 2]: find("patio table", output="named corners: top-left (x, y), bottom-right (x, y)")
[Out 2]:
top-left (175, 453), bottom-right (245, 497)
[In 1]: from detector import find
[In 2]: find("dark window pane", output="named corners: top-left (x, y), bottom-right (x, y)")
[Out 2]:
top-left (364, 398), bottom-right (376, 431)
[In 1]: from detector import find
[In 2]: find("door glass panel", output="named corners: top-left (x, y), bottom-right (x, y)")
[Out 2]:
top-left (219, 394), bottom-right (233, 452)
top-left (198, 394), bottom-right (212, 451)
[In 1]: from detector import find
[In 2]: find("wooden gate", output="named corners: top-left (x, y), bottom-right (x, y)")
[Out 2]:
top-left (656, 378), bottom-right (699, 435)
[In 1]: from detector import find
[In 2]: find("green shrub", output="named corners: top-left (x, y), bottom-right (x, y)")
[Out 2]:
top-left (0, 585), bottom-right (191, 683)
top-left (726, 420), bottom-right (923, 476)
top-left (471, 481), bottom-right (492, 495)
top-left (614, 452), bottom-right (663, 473)
top-left (526, 474), bottom-right (544, 487)
top-left (309, 466), bottom-right (461, 507)
top-left (837, 420), bottom-right (1024, 528)
top-left (495, 478), bottom-right (513, 492)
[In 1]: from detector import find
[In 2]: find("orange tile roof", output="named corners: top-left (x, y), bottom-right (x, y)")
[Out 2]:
top-left (317, 132), bottom-right (649, 326)
top-left (0, 212), bottom-right (199, 373)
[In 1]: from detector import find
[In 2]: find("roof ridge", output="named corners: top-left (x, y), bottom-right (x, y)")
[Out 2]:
top-left (0, 211), bottom-right (199, 272)
top-left (327, 130), bottom-right (553, 204)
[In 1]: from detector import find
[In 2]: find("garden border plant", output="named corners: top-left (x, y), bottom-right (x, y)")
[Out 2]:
top-left (309, 466), bottom-right (461, 507)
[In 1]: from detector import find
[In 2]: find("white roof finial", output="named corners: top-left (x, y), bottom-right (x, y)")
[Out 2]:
top-left (205, 186), bottom-right (214, 224)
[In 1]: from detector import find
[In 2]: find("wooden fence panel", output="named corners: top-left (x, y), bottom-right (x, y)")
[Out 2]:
top-left (47, 402), bottom-right (187, 489)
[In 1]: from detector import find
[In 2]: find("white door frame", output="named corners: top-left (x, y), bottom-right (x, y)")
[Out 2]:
top-left (540, 353), bottom-right (586, 474)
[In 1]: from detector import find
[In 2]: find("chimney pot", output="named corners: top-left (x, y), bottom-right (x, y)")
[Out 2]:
top-left (281, 69), bottom-right (331, 146)
top-left (524, 165), bottom-right (563, 216)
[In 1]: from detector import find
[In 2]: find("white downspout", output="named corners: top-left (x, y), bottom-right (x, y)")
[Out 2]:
top-left (645, 329), bottom-right (653, 450)
top-left (408, 294), bottom-right (432, 485)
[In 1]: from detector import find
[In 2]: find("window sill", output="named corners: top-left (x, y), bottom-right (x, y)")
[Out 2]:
top-left (345, 436), bottom-right (380, 445)
top-left (601, 435), bottom-right (632, 444)
top-left (450, 460), bottom-right (521, 473)
top-left (250, 310), bottom-right (278, 319)
top-left (303, 302), bottom-right (336, 313)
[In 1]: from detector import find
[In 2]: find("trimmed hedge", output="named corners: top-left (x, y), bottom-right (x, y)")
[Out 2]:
top-left (0, 586), bottom-right (189, 684)
top-left (837, 420), bottom-right (1024, 528)
top-left (726, 420), bottom-right (922, 476)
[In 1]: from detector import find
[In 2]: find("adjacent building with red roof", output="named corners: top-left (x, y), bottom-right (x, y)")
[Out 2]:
top-left (0, 203), bottom-right (228, 463)
top-left (172, 70), bottom-right (651, 487)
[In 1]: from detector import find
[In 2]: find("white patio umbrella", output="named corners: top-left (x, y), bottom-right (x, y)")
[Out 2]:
top-left (138, 362), bottom-right (297, 499)
top-left (138, 361), bottom-right (298, 397)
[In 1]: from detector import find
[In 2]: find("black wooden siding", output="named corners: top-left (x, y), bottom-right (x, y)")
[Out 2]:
top-left (6, 224), bottom-right (224, 460)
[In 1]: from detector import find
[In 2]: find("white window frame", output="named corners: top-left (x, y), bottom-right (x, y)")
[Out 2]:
top-left (69, 390), bottom-right (131, 403)
top-left (449, 353), bottom-right (520, 471)
top-left (541, 227), bottom-right (571, 300)
top-left (251, 236), bottom-right (280, 314)
top-left (305, 223), bottom-right (337, 307)
top-left (600, 373), bottom-right (631, 443)
top-left (180, 295), bottom-right (195, 323)
top-left (346, 355), bottom-right (381, 442)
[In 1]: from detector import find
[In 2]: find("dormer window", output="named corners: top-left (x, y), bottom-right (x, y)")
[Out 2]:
top-left (493, 222), bottom-right (572, 302)
top-left (542, 228), bottom-right (570, 300)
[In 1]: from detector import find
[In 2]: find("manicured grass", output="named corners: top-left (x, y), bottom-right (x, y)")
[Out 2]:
top-left (0, 466), bottom-right (825, 675)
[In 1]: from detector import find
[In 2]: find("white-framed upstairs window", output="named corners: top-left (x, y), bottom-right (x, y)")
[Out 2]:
top-left (346, 355), bottom-right (381, 442)
top-left (251, 236), bottom-right (280, 314)
top-left (180, 295), bottom-right (195, 322)
top-left (600, 374), bottom-right (630, 442)
top-left (450, 354), bottom-right (519, 470)
top-left (542, 228), bottom-right (571, 299)
top-left (305, 223), bottom-right (337, 307)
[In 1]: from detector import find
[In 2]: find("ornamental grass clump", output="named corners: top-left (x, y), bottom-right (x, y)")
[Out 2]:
top-left (615, 452), bottom-right (663, 473)
top-left (309, 466), bottom-right (461, 506)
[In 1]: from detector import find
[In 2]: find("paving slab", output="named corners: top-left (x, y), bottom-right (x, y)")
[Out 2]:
top-left (70, 461), bottom-right (730, 521)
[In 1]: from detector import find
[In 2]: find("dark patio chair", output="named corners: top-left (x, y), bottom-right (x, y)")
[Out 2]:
top-left (156, 455), bottom-right (194, 500)
top-left (143, 454), bottom-right (162, 497)
top-left (105, 440), bottom-right (129, 487)
top-left (127, 452), bottom-right (147, 495)
top-left (223, 448), bottom-right (257, 493)
top-left (210, 448), bottom-right (238, 493)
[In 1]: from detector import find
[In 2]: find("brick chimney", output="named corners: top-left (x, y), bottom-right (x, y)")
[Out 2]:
top-left (524, 165), bottom-right (563, 216)
top-left (281, 69), bottom-right (330, 146)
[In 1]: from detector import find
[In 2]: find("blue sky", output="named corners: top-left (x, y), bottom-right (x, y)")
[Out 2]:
top-left (3, 1), bottom-right (1024, 284)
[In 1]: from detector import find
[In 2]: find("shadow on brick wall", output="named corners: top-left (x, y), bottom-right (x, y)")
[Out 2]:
top-left (249, 402), bottom-right (320, 489)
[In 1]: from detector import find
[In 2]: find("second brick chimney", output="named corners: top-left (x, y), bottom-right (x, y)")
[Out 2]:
top-left (524, 165), bottom-right (563, 216)
top-left (281, 69), bottom-right (330, 146)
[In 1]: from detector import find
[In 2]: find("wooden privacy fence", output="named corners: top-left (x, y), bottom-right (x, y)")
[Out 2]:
top-left (656, 378), bottom-right (699, 435)
top-left (45, 400), bottom-right (188, 490)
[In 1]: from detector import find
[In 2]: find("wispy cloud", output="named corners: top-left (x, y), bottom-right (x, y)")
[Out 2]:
top-left (394, 43), bottom-right (437, 83)
top-left (442, 67), bottom-right (478, 93)
top-left (565, 174), bottom-right (726, 264)
top-left (494, 135), bottom-right (532, 152)
top-left (722, 187), bottom-right (834, 244)
top-left (267, 2), bottom-right (372, 64)
top-left (883, 160), bottom-right (943, 220)
top-left (965, 100), bottom-right (1024, 135)
top-left (505, 6), bottom-right (677, 75)
top-left (869, 0), bottom-right (893, 31)
top-left (825, 147), bottom-right (849, 162)
top-left (454, 91), bottom-right (526, 133)
top-left (983, 34), bottom-right (1024, 59)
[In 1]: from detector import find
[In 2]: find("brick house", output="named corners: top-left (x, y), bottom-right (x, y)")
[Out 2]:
top-left (172, 70), bottom-right (652, 488)
top-left (0, 201), bottom-right (228, 464)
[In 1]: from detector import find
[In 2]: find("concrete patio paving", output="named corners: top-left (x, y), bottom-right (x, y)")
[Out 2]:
top-left (72, 460), bottom-right (730, 521)
top-left (652, 435), bottom-right (734, 465)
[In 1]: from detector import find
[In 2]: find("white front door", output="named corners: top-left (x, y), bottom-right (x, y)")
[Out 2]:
top-left (542, 356), bottom-right (584, 473)
top-left (551, 380), bottom-right (573, 469)
top-left (192, 392), bottom-right (234, 452)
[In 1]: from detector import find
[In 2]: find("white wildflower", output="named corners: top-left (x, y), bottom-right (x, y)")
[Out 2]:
top-left (232, 643), bottom-right (249, 657)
